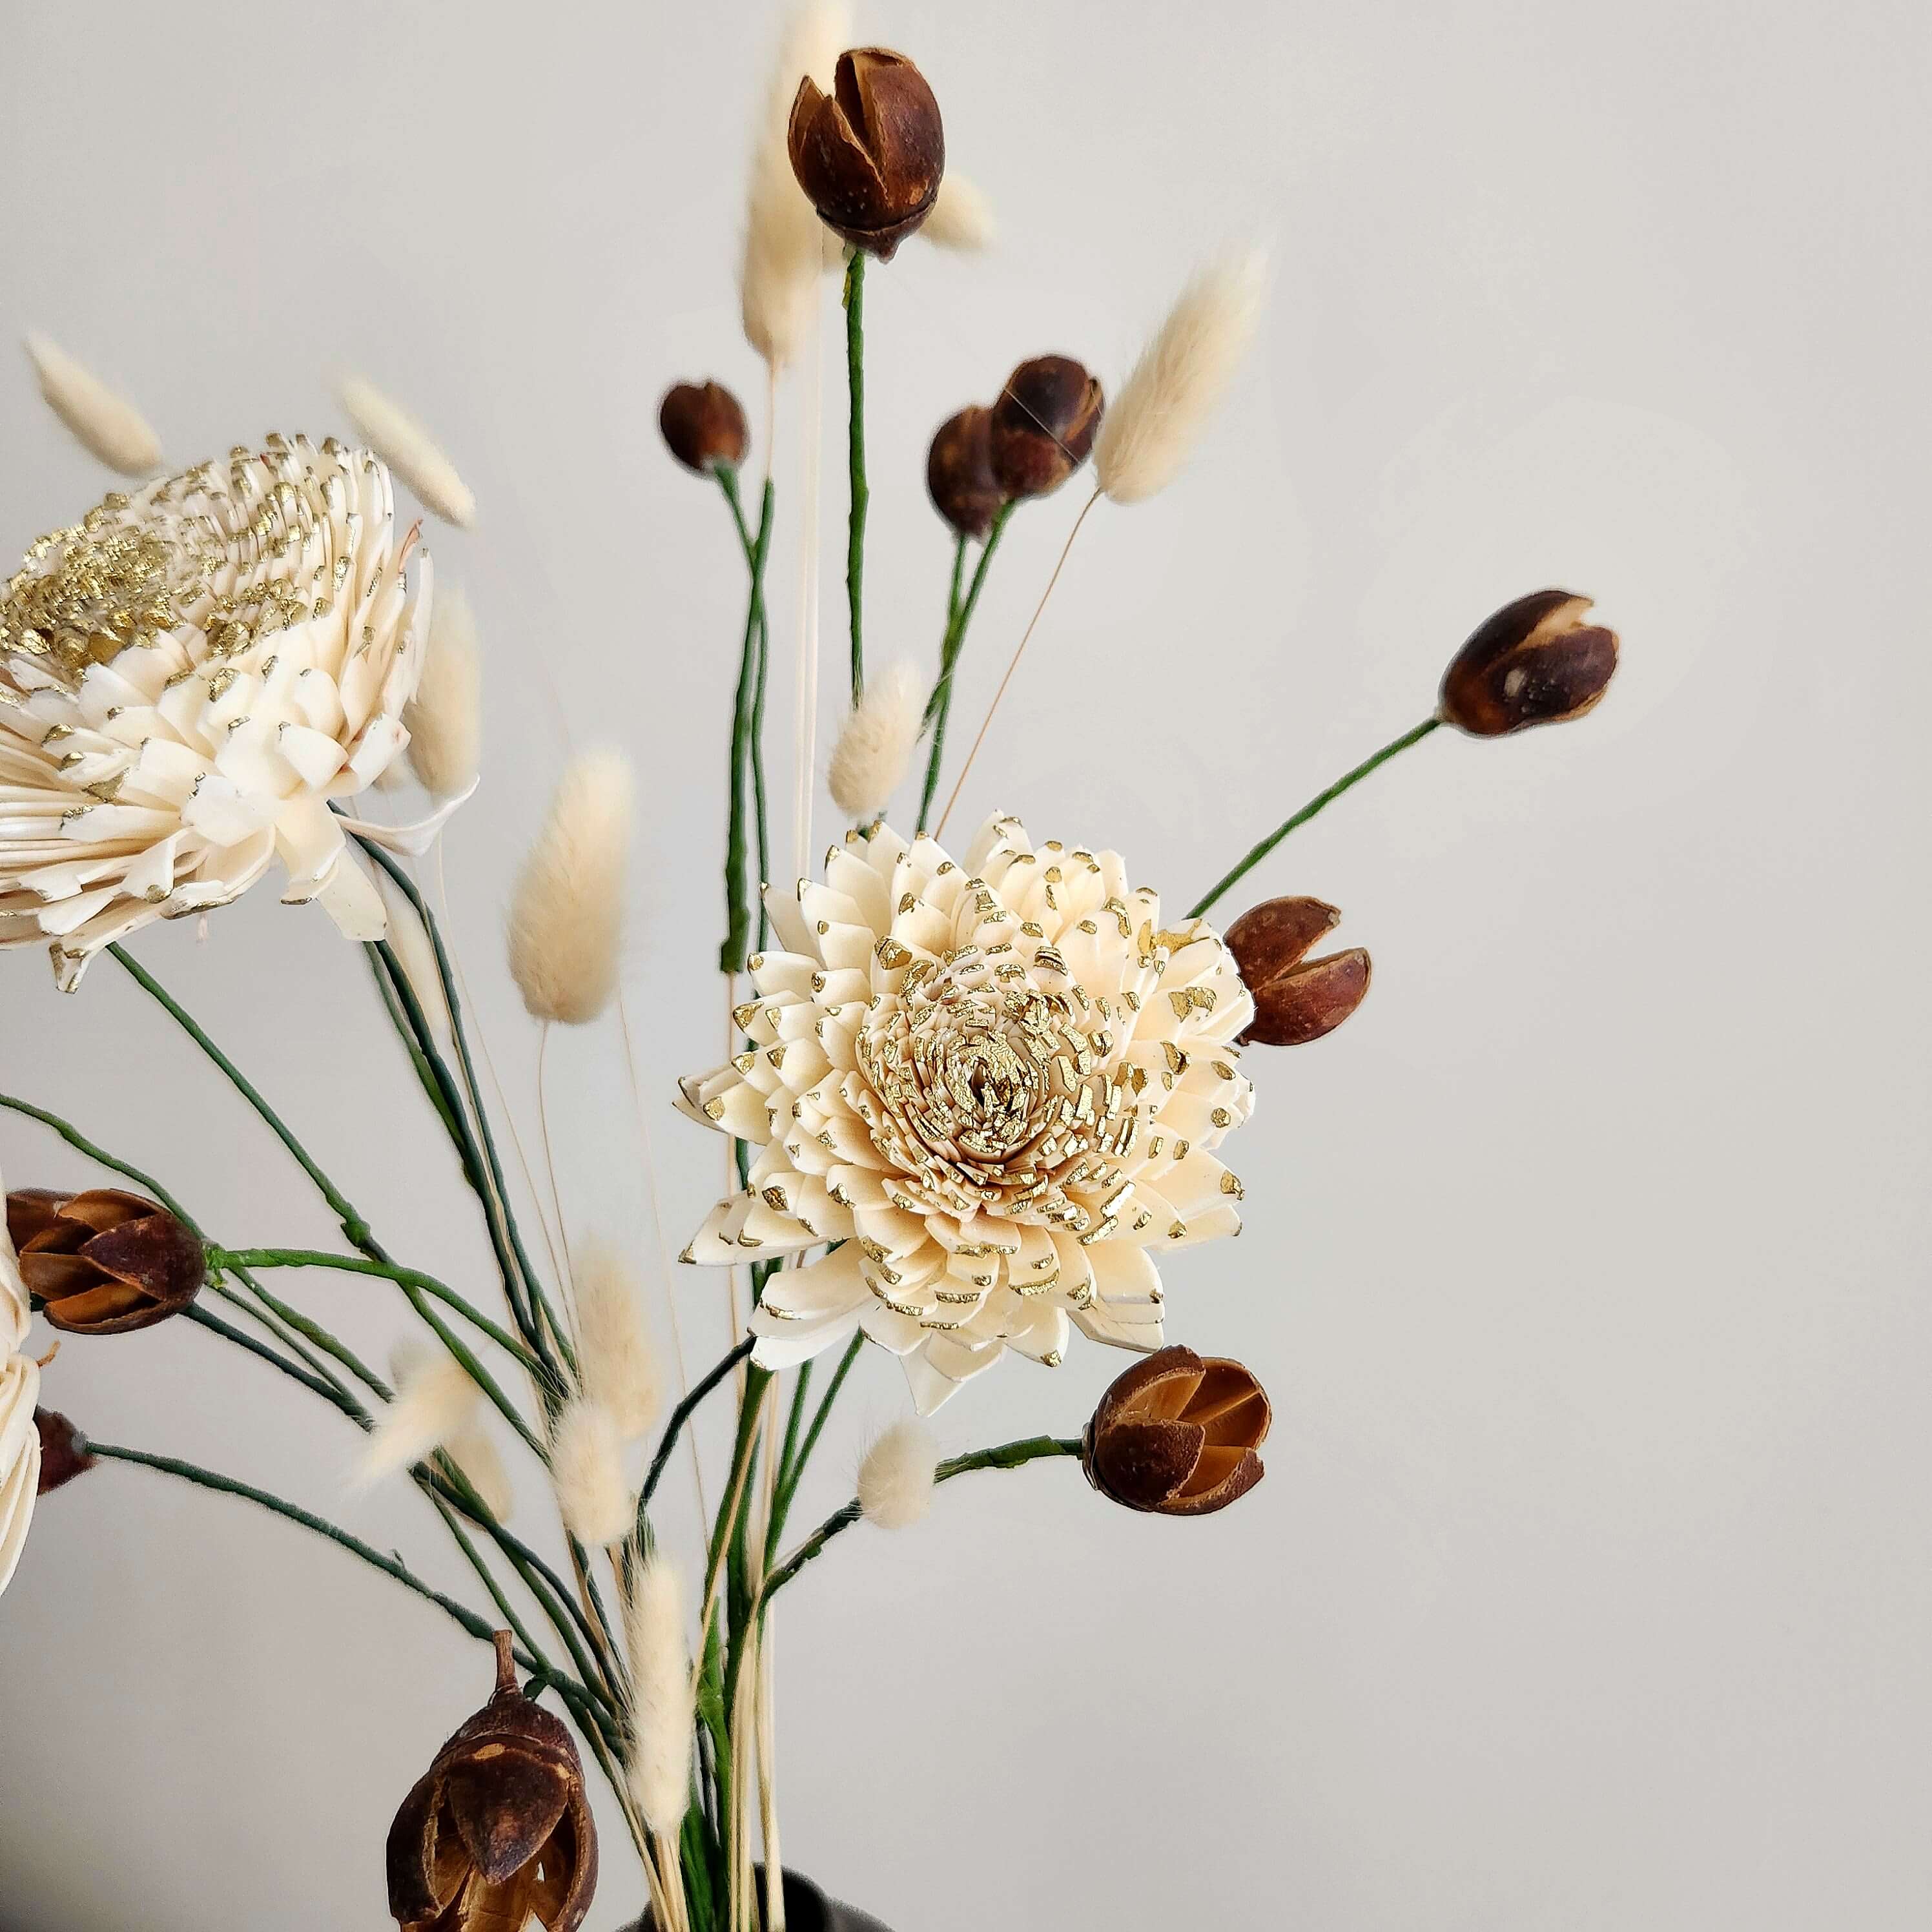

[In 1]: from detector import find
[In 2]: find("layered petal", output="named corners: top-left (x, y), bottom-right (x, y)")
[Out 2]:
top-left (0, 438), bottom-right (449, 988)
top-left (681, 816), bottom-right (1258, 1405)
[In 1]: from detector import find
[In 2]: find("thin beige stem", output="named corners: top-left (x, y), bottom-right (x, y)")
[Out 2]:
top-left (757, 1610), bottom-right (785, 1931)
top-left (617, 985), bottom-right (709, 1526)
top-left (534, 1022), bottom-right (580, 1344)
top-left (794, 293), bottom-right (823, 884)
top-left (934, 486), bottom-right (1102, 840)
top-left (723, 988), bottom-right (747, 1399)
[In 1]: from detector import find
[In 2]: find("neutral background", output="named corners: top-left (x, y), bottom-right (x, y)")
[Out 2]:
top-left (3, 1), bottom-right (1928, 1927)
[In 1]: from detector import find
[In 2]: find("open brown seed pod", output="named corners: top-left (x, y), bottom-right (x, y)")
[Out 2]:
top-left (1439, 588), bottom-right (1619, 735)
top-left (788, 48), bottom-right (945, 259)
top-left (387, 1633), bottom-right (598, 1932)
top-left (1082, 1344), bottom-right (1271, 1517)
top-left (1222, 897), bottom-right (1372, 1046)
top-left (6, 1188), bottom-right (205, 1334)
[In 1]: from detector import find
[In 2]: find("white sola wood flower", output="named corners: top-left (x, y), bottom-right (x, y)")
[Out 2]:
top-left (676, 814), bottom-right (1257, 1412)
top-left (1, 1164), bottom-right (43, 1599)
top-left (0, 437), bottom-right (467, 989)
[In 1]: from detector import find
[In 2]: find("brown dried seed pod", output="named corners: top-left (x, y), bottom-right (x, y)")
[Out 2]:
top-left (1439, 588), bottom-right (1619, 735)
top-left (6, 1188), bottom-right (205, 1334)
top-left (34, 1410), bottom-right (95, 1494)
top-left (926, 405), bottom-right (1007, 540)
top-left (989, 356), bottom-right (1104, 498)
top-left (1083, 1344), bottom-right (1271, 1517)
top-left (658, 380), bottom-right (749, 475)
top-left (1223, 897), bottom-right (1372, 1047)
top-left (387, 1633), bottom-right (598, 1932)
top-left (788, 48), bottom-right (945, 259)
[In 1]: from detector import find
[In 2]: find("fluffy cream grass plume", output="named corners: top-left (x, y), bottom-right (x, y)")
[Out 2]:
top-left (508, 750), bottom-right (633, 1025)
top-left (550, 1396), bottom-right (634, 1547)
top-left (23, 334), bottom-right (163, 477)
top-left (337, 373), bottom-right (477, 528)
top-left (574, 1235), bottom-right (661, 1441)
top-left (356, 1350), bottom-right (480, 1488)
top-left (404, 583), bottom-right (483, 797)
top-left (624, 1551), bottom-right (695, 1836)
top-left (740, 0), bottom-right (850, 367)
top-left (383, 1341), bottom-right (512, 1518)
top-left (921, 173), bottom-right (997, 251)
top-left (857, 1418), bottom-right (940, 1529)
top-left (1094, 246), bottom-right (1268, 506)
top-left (827, 660), bottom-right (923, 825)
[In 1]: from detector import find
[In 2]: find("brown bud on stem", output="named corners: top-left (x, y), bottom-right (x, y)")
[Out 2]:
top-left (1224, 897), bottom-right (1372, 1047)
top-left (1439, 589), bottom-right (1619, 736)
top-left (989, 356), bottom-right (1105, 498)
top-left (1083, 1345), bottom-right (1271, 1517)
top-left (658, 381), bottom-right (748, 475)
top-left (926, 405), bottom-right (1007, 541)
top-left (388, 1632), bottom-right (598, 1932)
top-left (788, 48), bottom-right (945, 259)
top-left (34, 1410), bottom-right (94, 1494)
top-left (6, 1189), bottom-right (205, 1334)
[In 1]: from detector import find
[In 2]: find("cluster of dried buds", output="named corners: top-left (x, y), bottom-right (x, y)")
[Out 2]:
top-left (927, 355), bottom-right (1106, 539)
top-left (1083, 1346), bottom-right (1272, 1517)
top-left (6, 1188), bottom-right (205, 1334)
top-left (387, 1633), bottom-right (599, 1932)
top-left (1211, 589), bottom-right (1621, 1051)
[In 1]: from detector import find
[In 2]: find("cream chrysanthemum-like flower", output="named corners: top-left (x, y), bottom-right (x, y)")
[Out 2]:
top-left (675, 815), bottom-right (1257, 1412)
top-left (1, 1164), bottom-right (43, 1600)
top-left (0, 437), bottom-right (463, 990)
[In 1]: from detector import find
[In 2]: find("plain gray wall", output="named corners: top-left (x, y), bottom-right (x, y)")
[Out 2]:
top-left (3, 1), bottom-right (1928, 1927)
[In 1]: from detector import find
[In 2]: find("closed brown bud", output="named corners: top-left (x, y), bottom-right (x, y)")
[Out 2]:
top-left (926, 405), bottom-right (1007, 540)
top-left (6, 1189), bottom-right (205, 1334)
top-left (388, 1632), bottom-right (598, 1932)
top-left (1083, 1344), bottom-right (1271, 1517)
top-left (1224, 897), bottom-right (1372, 1046)
top-left (659, 380), bottom-right (748, 475)
top-left (34, 1409), bottom-right (94, 1494)
top-left (788, 48), bottom-right (945, 260)
top-left (989, 356), bottom-right (1104, 498)
top-left (1439, 589), bottom-right (1619, 736)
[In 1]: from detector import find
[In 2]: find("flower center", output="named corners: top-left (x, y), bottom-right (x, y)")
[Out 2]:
top-left (855, 953), bottom-right (1139, 1229)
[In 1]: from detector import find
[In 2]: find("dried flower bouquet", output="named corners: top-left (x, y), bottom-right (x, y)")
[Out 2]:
top-left (0, 13), bottom-right (1621, 1929)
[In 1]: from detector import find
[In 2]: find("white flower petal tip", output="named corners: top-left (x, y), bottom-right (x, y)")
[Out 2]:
top-left (24, 334), bottom-right (163, 477)
top-left (336, 375), bottom-right (476, 528)
top-left (679, 814), bottom-right (1258, 1399)
top-left (1094, 245), bottom-right (1268, 506)
top-left (300, 854), bottom-right (389, 942)
top-left (920, 174), bottom-right (996, 251)
top-left (0, 1348), bottom-right (42, 1599)
top-left (0, 439), bottom-right (434, 988)
top-left (857, 1419), bottom-right (940, 1527)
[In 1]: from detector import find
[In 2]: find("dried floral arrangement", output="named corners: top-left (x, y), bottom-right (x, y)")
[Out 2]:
top-left (0, 14), bottom-right (1621, 1931)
